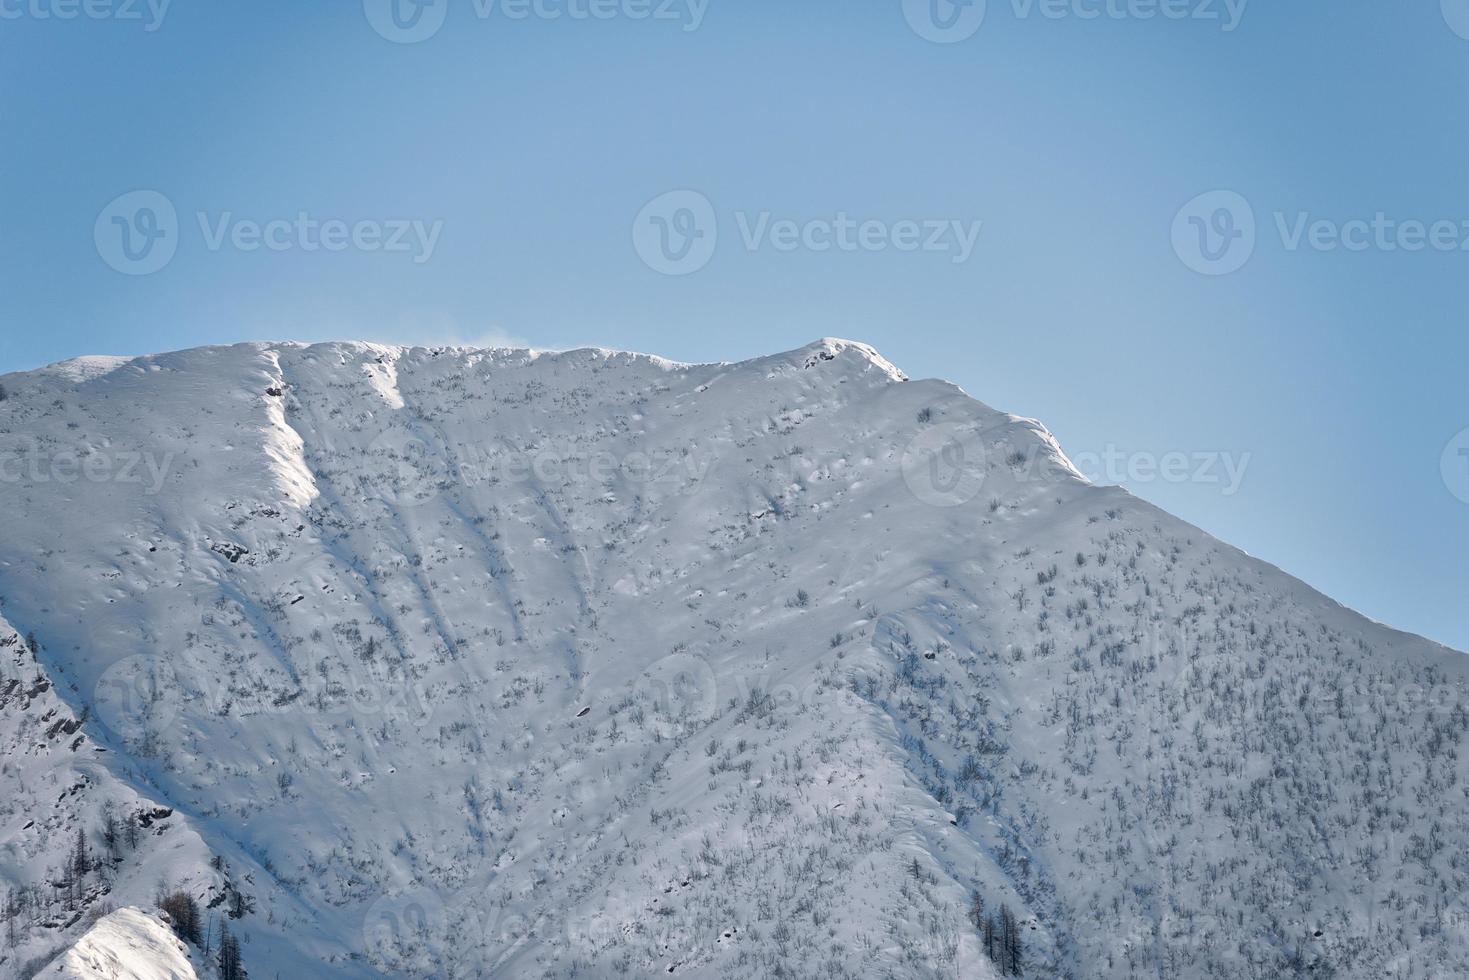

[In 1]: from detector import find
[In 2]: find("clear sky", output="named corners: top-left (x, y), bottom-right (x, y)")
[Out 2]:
top-left (2, 1), bottom-right (1466, 651)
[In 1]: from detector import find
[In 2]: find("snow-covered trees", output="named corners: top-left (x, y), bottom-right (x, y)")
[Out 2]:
top-left (217, 922), bottom-right (245, 980)
top-left (159, 891), bottom-right (202, 946)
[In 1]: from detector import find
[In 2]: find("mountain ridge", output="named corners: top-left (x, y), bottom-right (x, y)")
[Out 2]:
top-left (0, 338), bottom-right (1464, 978)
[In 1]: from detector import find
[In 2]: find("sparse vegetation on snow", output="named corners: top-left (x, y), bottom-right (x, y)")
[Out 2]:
top-left (0, 339), bottom-right (1463, 978)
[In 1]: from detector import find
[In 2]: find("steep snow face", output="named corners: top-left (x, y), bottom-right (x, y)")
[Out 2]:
top-left (0, 612), bottom-right (225, 978)
top-left (0, 338), bottom-right (1464, 979)
top-left (36, 907), bottom-right (198, 980)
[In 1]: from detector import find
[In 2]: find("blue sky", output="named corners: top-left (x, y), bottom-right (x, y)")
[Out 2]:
top-left (2, 1), bottom-right (1466, 650)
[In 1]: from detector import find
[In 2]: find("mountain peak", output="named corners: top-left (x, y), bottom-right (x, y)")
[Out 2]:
top-left (0, 336), bottom-right (1464, 980)
top-left (779, 337), bottom-right (910, 382)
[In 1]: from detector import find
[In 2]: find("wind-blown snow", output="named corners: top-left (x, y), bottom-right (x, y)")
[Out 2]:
top-left (35, 908), bottom-right (198, 980)
top-left (0, 337), bottom-right (1464, 979)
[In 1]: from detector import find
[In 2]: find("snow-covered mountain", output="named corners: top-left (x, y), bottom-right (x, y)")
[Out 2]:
top-left (35, 907), bottom-right (200, 980)
top-left (0, 338), bottom-right (1464, 979)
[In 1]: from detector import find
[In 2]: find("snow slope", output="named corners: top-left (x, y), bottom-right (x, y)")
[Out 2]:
top-left (0, 338), bottom-right (1464, 978)
top-left (35, 907), bottom-right (198, 980)
top-left (0, 610), bottom-right (223, 978)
